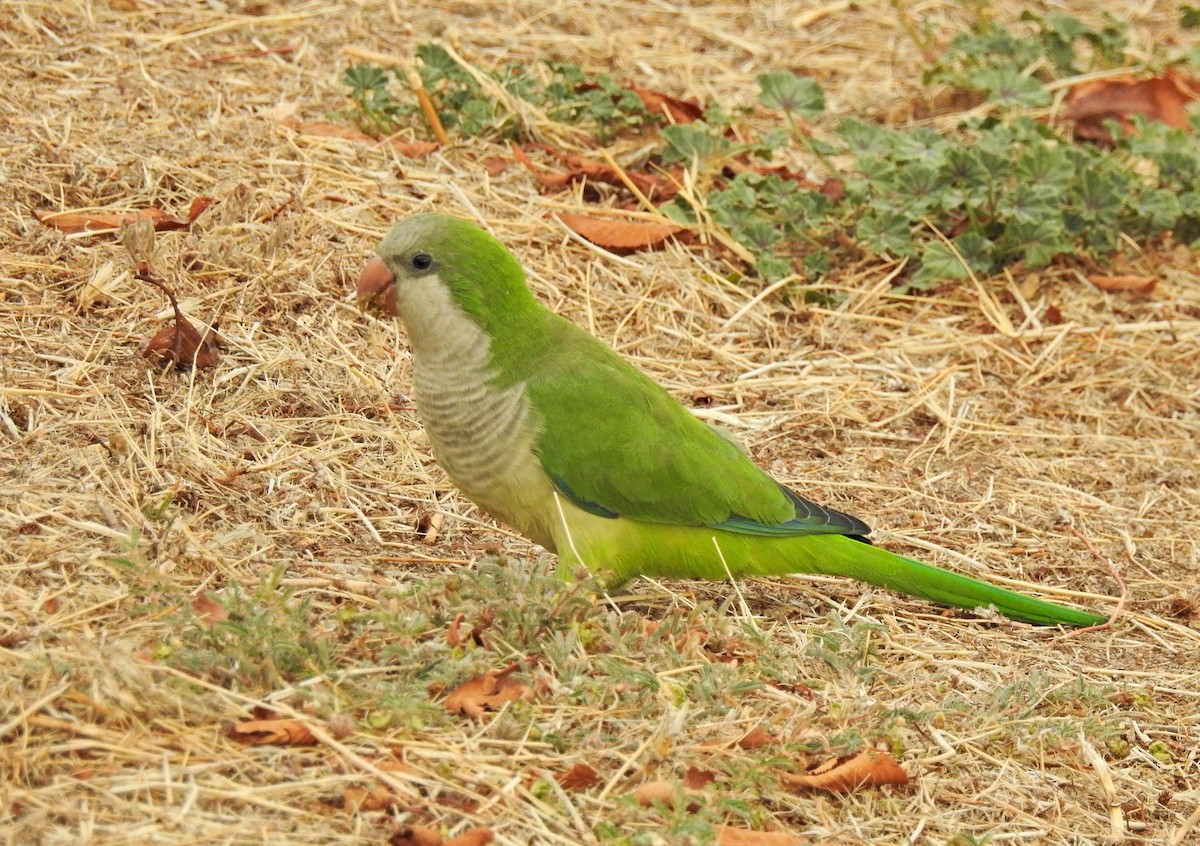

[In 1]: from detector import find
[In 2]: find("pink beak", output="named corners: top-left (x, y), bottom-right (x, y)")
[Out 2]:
top-left (356, 256), bottom-right (398, 316)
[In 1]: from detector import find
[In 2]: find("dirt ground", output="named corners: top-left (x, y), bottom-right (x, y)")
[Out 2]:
top-left (2, 1), bottom-right (1198, 844)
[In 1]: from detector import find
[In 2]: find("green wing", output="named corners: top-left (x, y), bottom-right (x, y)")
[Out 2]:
top-left (523, 318), bottom-right (868, 537)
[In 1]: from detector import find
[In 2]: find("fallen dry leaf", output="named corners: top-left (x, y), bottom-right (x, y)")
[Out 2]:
top-left (446, 612), bottom-right (466, 647)
top-left (34, 197), bottom-right (212, 236)
top-left (714, 825), bottom-right (805, 846)
top-left (556, 762), bottom-right (600, 790)
top-left (343, 784), bottom-right (394, 812)
top-left (698, 725), bottom-right (774, 750)
top-left (226, 718), bottom-right (317, 746)
top-left (279, 118), bottom-right (438, 157)
top-left (137, 264), bottom-right (221, 371)
top-left (557, 213), bottom-right (683, 253)
top-left (780, 750), bottom-right (908, 793)
top-left (683, 766), bottom-right (717, 789)
top-left (443, 661), bottom-right (533, 719)
top-left (628, 83), bottom-right (705, 124)
top-left (737, 726), bottom-right (775, 750)
top-left (1086, 274), bottom-right (1157, 295)
top-left (190, 591), bottom-right (228, 626)
top-left (512, 143), bottom-right (678, 200)
top-left (634, 780), bottom-right (679, 807)
top-left (632, 779), bottom-right (706, 812)
top-left (481, 156), bottom-right (510, 176)
top-left (390, 825), bottom-right (443, 846)
top-left (1064, 71), bottom-right (1200, 143)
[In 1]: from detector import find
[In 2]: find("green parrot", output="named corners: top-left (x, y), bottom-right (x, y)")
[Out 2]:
top-left (357, 213), bottom-right (1105, 627)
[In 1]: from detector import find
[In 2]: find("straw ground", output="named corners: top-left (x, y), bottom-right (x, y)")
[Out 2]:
top-left (2, 1), bottom-right (1198, 844)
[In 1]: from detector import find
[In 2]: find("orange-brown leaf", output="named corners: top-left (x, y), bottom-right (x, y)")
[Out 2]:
top-left (227, 718), bottom-right (318, 746)
top-left (556, 762), bottom-right (600, 790)
top-left (557, 214), bottom-right (682, 253)
top-left (390, 825), bottom-right (443, 846)
top-left (1064, 71), bottom-right (1200, 143)
top-left (443, 661), bottom-right (533, 719)
top-left (628, 83), bottom-right (705, 124)
top-left (191, 591), bottom-right (228, 626)
top-left (1086, 274), bottom-right (1157, 295)
top-left (34, 198), bottom-right (212, 235)
top-left (780, 750), bottom-right (908, 793)
top-left (343, 785), bottom-right (394, 812)
top-left (511, 143), bottom-right (677, 200)
top-left (481, 156), bottom-right (510, 176)
top-left (737, 726), bottom-right (775, 750)
top-left (633, 780), bottom-right (677, 807)
top-left (633, 780), bottom-right (703, 812)
top-left (446, 612), bottom-right (466, 647)
top-left (444, 830), bottom-right (494, 846)
top-left (142, 309), bottom-right (218, 371)
top-left (683, 766), bottom-right (717, 789)
top-left (713, 825), bottom-right (805, 846)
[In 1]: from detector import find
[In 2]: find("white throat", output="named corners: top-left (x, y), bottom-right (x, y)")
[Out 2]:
top-left (391, 273), bottom-right (556, 546)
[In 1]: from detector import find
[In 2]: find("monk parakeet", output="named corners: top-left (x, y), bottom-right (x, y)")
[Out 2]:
top-left (357, 213), bottom-right (1105, 627)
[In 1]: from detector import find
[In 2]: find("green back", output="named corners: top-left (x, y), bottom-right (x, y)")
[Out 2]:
top-left (515, 314), bottom-right (867, 536)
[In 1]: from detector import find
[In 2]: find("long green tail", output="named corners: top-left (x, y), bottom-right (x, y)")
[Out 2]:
top-left (793, 535), bottom-right (1106, 626)
top-left (607, 524), bottom-right (1107, 627)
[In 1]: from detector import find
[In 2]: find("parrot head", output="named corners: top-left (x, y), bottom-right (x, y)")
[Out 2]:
top-left (357, 214), bottom-right (534, 338)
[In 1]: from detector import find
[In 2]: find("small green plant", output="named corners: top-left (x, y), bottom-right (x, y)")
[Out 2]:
top-left (342, 63), bottom-right (410, 134)
top-left (342, 48), bottom-right (654, 142)
top-left (671, 66), bottom-right (1199, 288)
top-left (925, 11), bottom-right (1129, 100)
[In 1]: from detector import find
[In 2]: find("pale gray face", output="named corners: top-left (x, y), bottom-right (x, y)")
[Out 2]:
top-left (356, 216), bottom-right (448, 324)
top-left (358, 213), bottom-right (537, 348)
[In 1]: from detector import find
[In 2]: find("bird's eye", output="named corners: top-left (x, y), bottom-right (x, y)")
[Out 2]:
top-left (411, 252), bottom-right (433, 271)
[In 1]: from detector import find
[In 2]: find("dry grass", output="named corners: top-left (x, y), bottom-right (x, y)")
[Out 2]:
top-left (3, 1), bottom-right (1199, 844)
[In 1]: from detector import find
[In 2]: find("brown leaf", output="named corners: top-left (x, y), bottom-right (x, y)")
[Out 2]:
top-left (1087, 274), bottom-right (1157, 295)
top-left (633, 780), bottom-right (703, 812)
top-left (481, 156), bottom-right (510, 176)
top-left (634, 780), bottom-right (678, 807)
top-left (191, 591), bottom-right (228, 626)
top-left (279, 118), bottom-right (438, 156)
top-left (443, 661), bottom-right (533, 719)
top-left (780, 750), bottom-right (908, 793)
top-left (1063, 71), bottom-right (1200, 143)
top-left (343, 785), bottom-right (394, 812)
top-left (446, 612), bottom-right (466, 647)
top-left (713, 825), bottom-right (804, 846)
top-left (227, 718), bottom-right (317, 746)
top-left (682, 766), bottom-right (717, 789)
top-left (557, 213), bottom-right (682, 253)
top-left (511, 143), bottom-right (677, 200)
top-left (390, 825), bottom-right (443, 846)
top-left (34, 197), bottom-right (212, 235)
top-left (137, 265), bottom-right (221, 370)
top-left (737, 726), bottom-right (775, 750)
top-left (556, 762), bottom-right (600, 790)
top-left (628, 83), bottom-right (705, 124)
